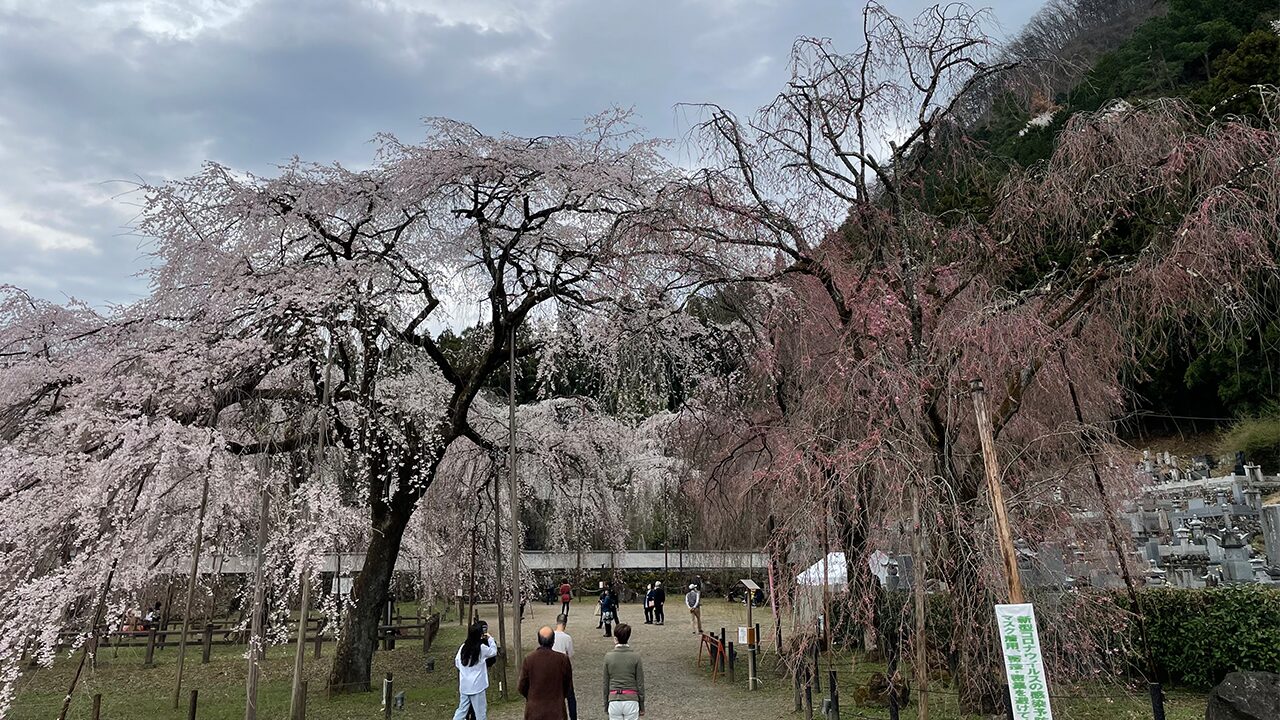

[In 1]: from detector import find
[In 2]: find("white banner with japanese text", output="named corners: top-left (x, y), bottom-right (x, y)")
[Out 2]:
top-left (995, 603), bottom-right (1054, 720)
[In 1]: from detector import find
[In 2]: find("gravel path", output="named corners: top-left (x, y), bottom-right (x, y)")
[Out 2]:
top-left (489, 598), bottom-right (793, 720)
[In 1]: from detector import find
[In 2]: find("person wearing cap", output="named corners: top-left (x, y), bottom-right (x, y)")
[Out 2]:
top-left (602, 623), bottom-right (645, 719)
top-left (685, 584), bottom-right (702, 634)
top-left (651, 581), bottom-right (665, 625)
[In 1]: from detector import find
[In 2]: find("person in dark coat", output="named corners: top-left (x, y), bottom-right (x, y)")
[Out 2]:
top-left (518, 626), bottom-right (575, 720)
top-left (600, 590), bottom-right (618, 638)
top-left (651, 581), bottom-right (665, 625)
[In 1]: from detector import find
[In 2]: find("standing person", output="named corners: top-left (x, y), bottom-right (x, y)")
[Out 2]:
top-left (552, 614), bottom-right (578, 720)
top-left (602, 624), bottom-right (645, 719)
top-left (596, 589), bottom-right (608, 630)
top-left (642, 584), bottom-right (654, 624)
top-left (518, 626), bottom-right (574, 720)
top-left (601, 590), bottom-right (617, 638)
top-left (559, 580), bottom-right (572, 617)
top-left (452, 621), bottom-right (498, 720)
top-left (652, 581), bottom-right (665, 625)
top-left (686, 584), bottom-right (702, 634)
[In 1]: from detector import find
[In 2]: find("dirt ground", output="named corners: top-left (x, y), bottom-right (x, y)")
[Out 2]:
top-left (489, 596), bottom-right (792, 720)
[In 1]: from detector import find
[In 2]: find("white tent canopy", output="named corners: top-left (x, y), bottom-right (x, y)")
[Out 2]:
top-left (796, 551), bottom-right (847, 586)
top-left (795, 550), bottom-right (892, 587)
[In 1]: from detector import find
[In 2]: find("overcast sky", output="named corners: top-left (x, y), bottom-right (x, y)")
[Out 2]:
top-left (0, 0), bottom-right (1044, 308)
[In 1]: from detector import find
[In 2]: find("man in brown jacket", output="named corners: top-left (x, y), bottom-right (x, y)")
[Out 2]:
top-left (518, 626), bottom-right (575, 720)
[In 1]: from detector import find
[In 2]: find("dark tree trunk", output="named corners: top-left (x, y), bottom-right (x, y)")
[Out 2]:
top-left (328, 504), bottom-right (411, 693)
top-left (939, 488), bottom-right (1005, 714)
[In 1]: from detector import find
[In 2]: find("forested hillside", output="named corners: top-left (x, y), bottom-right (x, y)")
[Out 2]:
top-left (967, 0), bottom-right (1280, 440)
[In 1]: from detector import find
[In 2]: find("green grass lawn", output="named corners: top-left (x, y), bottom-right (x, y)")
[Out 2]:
top-left (9, 605), bottom-right (521, 720)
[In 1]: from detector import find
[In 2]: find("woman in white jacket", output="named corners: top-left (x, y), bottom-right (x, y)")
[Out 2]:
top-left (453, 621), bottom-right (498, 720)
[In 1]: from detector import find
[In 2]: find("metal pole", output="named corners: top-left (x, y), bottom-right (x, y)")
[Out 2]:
top-left (970, 379), bottom-right (1025, 603)
top-left (508, 324), bottom-right (523, 661)
top-left (493, 461), bottom-right (509, 699)
top-left (1060, 354), bottom-right (1162, 720)
top-left (173, 472), bottom-right (211, 708)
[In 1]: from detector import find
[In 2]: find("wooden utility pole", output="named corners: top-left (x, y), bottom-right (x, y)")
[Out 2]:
top-left (291, 343), bottom-right (333, 719)
top-left (245, 464), bottom-right (270, 720)
top-left (911, 484), bottom-right (929, 720)
top-left (970, 379), bottom-right (1025, 603)
top-left (172, 472), bottom-right (211, 708)
top-left (288, 519), bottom-right (313, 720)
top-left (765, 515), bottom-right (783, 651)
top-left (508, 325), bottom-right (524, 662)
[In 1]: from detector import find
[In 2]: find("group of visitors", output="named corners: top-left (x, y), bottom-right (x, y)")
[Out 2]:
top-left (453, 613), bottom-right (646, 720)
top-left (641, 582), bottom-right (665, 625)
top-left (451, 575), bottom-right (717, 718)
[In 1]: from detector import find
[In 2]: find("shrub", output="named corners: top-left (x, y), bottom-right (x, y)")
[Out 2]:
top-left (1216, 414), bottom-right (1280, 470)
top-left (1128, 585), bottom-right (1280, 687)
top-left (867, 585), bottom-right (1280, 688)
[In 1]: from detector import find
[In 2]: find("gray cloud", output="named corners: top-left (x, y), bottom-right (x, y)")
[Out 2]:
top-left (0, 0), bottom-right (1041, 307)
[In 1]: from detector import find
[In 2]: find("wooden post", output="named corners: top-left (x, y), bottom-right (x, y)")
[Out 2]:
top-left (793, 664), bottom-right (802, 711)
top-left (289, 557), bottom-right (313, 720)
top-left (298, 680), bottom-right (308, 720)
top-left (765, 515), bottom-right (784, 652)
top-left (173, 472), bottom-right (211, 708)
top-left (244, 476), bottom-right (270, 720)
top-left (145, 627), bottom-right (158, 666)
top-left (912, 485), bottom-right (929, 720)
top-left (381, 600), bottom-right (391, 652)
top-left (187, 689), bottom-right (198, 720)
top-left (970, 379), bottom-right (1025, 603)
top-left (507, 325), bottom-right (524, 663)
top-left (92, 693), bottom-right (101, 720)
top-left (293, 342), bottom-right (331, 720)
top-left (813, 641), bottom-right (821, 693)
top-left (803, 664), bottom-right (814, 720)
top-left (159, 581), bottom-right (176, 650)
top-left (201, 624), bottom-right (213, 664)
top-left (313, 617), bottom-right (324, 659)
top-left (728, 641), bottom-right (736, 682)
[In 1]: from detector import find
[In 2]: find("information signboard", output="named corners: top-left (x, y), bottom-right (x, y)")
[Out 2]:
top-left (995, 603), bottom-right (1054, 720)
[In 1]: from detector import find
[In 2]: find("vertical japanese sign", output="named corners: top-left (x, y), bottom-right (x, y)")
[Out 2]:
top-left (995, 603), bottom-right (1054, 720)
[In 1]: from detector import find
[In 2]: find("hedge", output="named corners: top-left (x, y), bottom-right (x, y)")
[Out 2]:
top-left (1123, 584), bottom-right (1280, 687)
top-left (866, 585), bottom-right (1280, 689)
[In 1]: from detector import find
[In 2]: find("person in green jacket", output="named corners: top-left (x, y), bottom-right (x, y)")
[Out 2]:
top-left (602, 623), bottom-right (645, 719)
